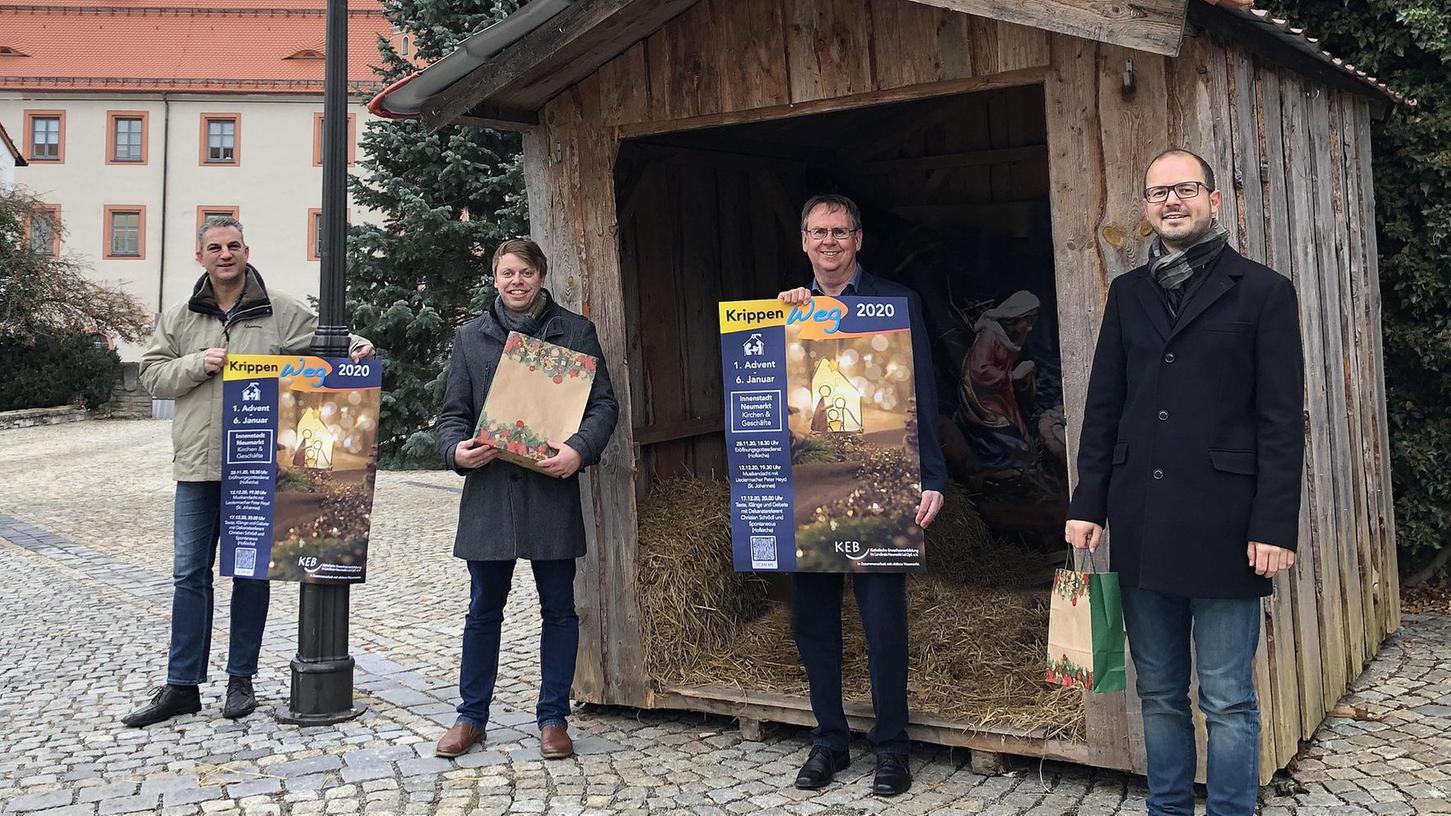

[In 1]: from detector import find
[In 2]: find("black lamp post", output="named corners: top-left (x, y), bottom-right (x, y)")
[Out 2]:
top-left (279, 0), bottom-right (364, 725)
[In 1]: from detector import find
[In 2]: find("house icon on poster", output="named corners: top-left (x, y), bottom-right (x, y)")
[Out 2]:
top-left (242, 382), bottom-right (262, 402)
top-left (809, 360), bottom-right (864, 433)
top-left (743, 334), bottom-right (765, 356)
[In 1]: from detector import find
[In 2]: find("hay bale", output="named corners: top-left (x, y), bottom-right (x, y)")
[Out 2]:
top-left (925, 482), bottom-right (1044, 588)
top-left (637, 478), bottom-right (769, 684)
top-left (636, 477), bottom-right (1084, 741)
top-left (670, 578), bottom-right (1084, 740)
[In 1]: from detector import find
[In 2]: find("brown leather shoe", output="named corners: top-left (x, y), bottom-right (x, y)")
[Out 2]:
top-left (435, 721), bottom-right (485, 758)
top-left (540, 724), bottom-right (574, 759)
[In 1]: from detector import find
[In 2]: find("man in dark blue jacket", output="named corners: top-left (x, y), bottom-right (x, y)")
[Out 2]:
top-left (1066, 150), bottom-right (1305, 816)
top-left (778, 194), bottom-right (947, 797)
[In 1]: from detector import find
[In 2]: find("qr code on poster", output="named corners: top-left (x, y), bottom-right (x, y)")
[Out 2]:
top-left (234, 547), bottom-right (257, 576)
top-left (749, 536), bottom-right (777, 570)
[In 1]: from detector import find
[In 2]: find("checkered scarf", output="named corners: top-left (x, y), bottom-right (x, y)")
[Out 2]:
top-left (1147, 220), bottom-right (1230, 316)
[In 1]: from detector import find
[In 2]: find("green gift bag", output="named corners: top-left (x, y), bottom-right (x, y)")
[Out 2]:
top-left (1045, 549), bottom-right (1126, 693)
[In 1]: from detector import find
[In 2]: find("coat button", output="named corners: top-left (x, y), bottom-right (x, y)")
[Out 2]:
top-left (1163, 352), bottom-right (1175, 363)
top-left (1158, 410), bottom-right (1169, 421)
top-left (1153, 469), bottom-right (1165, 480)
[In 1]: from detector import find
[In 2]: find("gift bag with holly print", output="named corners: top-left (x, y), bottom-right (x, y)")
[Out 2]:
top-left (1045, 548), bottom-right (1126, 692)
top-left (474, 331), bottom-right (599, 474)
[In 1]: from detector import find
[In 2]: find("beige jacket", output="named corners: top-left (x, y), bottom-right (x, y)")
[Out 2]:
top-left (140, 267), bottom-right (367, 482)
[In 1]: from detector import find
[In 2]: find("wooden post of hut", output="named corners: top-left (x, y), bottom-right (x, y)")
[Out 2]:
top-left (372, 0), bottom-right (1405, 783)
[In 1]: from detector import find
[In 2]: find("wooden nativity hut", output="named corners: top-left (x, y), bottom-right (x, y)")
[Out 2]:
top-left (371, 0), bottom-right (1403, 782)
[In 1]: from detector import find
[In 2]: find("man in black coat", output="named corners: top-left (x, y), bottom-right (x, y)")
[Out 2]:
top-left (777, 194), bottom-right (947, 797)
top-left (1065, 150), bottom-right (1305, 816)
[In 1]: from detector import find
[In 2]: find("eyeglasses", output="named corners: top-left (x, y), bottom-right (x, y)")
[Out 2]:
top-left (802, 227), bottom-right (859, 240)
top-left (1143, 181), bottom-right (1212, 203)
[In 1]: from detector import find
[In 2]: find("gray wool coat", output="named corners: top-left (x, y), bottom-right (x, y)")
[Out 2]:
top-left (436, 296), bottom-right (619, 561)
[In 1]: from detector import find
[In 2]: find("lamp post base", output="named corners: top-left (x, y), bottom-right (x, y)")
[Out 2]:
top-left (277, 654), bottom-right (367, 725)
top-left (282, 582), bottom-right (363, 725)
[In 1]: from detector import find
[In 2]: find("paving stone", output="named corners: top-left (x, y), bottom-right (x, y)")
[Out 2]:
top-left (77, 784), bottom-right (137, 804)
top-left (396, 758), bottom-right (452, 778)
top-left (224, 780), bottom-right (283, 799)
top-left (96, 796), bottom-right (160, 816)
top-left (271, 756), bottom-right (343, 778)
top-left (5, 790), bottom-right (73, 813)
top-left (340, 765), bottom-right (396, 784)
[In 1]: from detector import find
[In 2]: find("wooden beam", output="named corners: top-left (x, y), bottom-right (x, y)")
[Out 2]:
top-left (616, 66), bottom-right (1048, 139)
top-left (857, 144), bottom-right (1048, 175)
top-left (448, 105), bottom-right (539, 132)
top-left (655, 684), bottom-right (1100, 766)
top-left (905, 0), bottom-right (1188, 57)
top-left (632, 415), bottom-right (724, 446)
top-left (422, 0), bottom-right (700, 130)
top-left (623, 142), bottom-right (825, 175)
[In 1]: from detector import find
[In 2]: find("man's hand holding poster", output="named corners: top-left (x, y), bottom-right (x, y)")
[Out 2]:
top-left (719, 295), bottom-right (923, 572)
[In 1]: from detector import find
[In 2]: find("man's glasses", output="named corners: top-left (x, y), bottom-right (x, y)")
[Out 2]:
top-left (802, 227), bottom-right (859, 240)
top-left (1143, 181), bottom-right (1212, 203)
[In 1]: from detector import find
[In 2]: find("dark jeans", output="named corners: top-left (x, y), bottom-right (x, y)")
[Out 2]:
top-left (166, 481), bottom-right (270, 685)
top-left (456, 558), bottom-right (579, 731)
top-left (1122, 585), bottom-right (1262, 816)
top-left (791, 571), bottom-right (909, 756)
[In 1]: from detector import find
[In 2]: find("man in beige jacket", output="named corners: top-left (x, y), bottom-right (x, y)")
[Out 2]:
top-left (123, 217), bottom-right (373, 727)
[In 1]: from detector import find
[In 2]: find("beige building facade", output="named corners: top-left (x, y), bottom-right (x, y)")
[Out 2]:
top-left (1, 0), bottom-right (396, 359)
top-left (2, 94), bottom-right (378, 343)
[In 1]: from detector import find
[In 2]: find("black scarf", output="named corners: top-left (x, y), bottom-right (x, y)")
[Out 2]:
top-left (492, 289), bottom-right (551, 337)
top-left (1147, 221), bottom-right (1230, 316)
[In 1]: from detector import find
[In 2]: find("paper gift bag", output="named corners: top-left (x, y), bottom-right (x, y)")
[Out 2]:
top-left (1045, 551), bottom-right (1126, 693)
top-left (474, 331), bottom-right (598, 474)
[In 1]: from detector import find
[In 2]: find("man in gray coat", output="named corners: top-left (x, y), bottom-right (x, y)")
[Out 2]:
top-left (433, 239), bottom-right (618, 761)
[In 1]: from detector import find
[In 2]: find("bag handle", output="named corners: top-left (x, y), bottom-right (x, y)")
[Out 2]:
top-left (1064, 545), bottom-right (1105, 574)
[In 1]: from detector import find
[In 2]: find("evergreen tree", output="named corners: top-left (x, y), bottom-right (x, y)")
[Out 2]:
top-left (1261, 1), bottom-right (1451, 579)
top-left (347, 0), bottom-right (528, 467)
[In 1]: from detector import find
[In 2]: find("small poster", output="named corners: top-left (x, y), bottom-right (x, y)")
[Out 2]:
top-left (719, 296), bottom-right (923, 572)
top-left (474, 332), bottom-right (597, 473)
top-left (219, 354), bottom-right (382, 584)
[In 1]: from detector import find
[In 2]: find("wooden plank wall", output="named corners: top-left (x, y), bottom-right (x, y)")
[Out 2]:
top-left (517, 0), bottom-right (1397, 778)
top-left (1047, 27), bottom-right (1398, 781)
top-left (615, 155), bottom-right (805, 484)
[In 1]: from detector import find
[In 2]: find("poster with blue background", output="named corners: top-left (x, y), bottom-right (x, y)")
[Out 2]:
top-left (220, 354), bottom-right (381, 584)
top-left (719, 296), bottom-right (923, 573)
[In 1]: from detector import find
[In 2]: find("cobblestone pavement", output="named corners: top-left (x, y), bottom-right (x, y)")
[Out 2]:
top-left (0, 419), bottom-right (1447, 816)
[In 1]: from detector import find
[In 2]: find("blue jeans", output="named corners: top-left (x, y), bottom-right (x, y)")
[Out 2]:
top-left (1122, 586), bottom-right (1261, 816)
top-left (457, 559), bottom-right (578, 731)
top-left (166, 481), bottom-right (270, 685)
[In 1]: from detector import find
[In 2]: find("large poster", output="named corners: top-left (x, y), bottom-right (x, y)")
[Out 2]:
top-left (719, 296), bottom-right (922, 573)
top-left (219, 354), bottom-right (381, 584)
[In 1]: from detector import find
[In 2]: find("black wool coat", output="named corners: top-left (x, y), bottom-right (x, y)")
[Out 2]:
top-left (436, 296), bottom-right (619, 562)
top-left (1067, 248), bottom-right (1305, 598)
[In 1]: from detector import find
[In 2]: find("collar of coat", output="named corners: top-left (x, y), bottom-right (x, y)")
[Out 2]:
top-left (1129, 246), bottom-right (1246, 342)
top-left (478, 287), bottom-right (568, 343)
top-left (188, 265), bottom-right (273, 325)
top-left (807, 265), bottom-right (884, 296)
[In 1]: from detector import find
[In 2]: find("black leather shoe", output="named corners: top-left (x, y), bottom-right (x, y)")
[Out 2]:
top-left (121, 685), bottom-right (201, 728)
top-left (873, 752), bottom-right (912, 796)
top-left (222, 675), bottom-right (257, 720)
top-left (794, 745), bottom-right (851, 790)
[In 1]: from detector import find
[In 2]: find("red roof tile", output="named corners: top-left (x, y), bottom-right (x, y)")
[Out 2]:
top-left (0, 2), bottom-right (396, 93)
